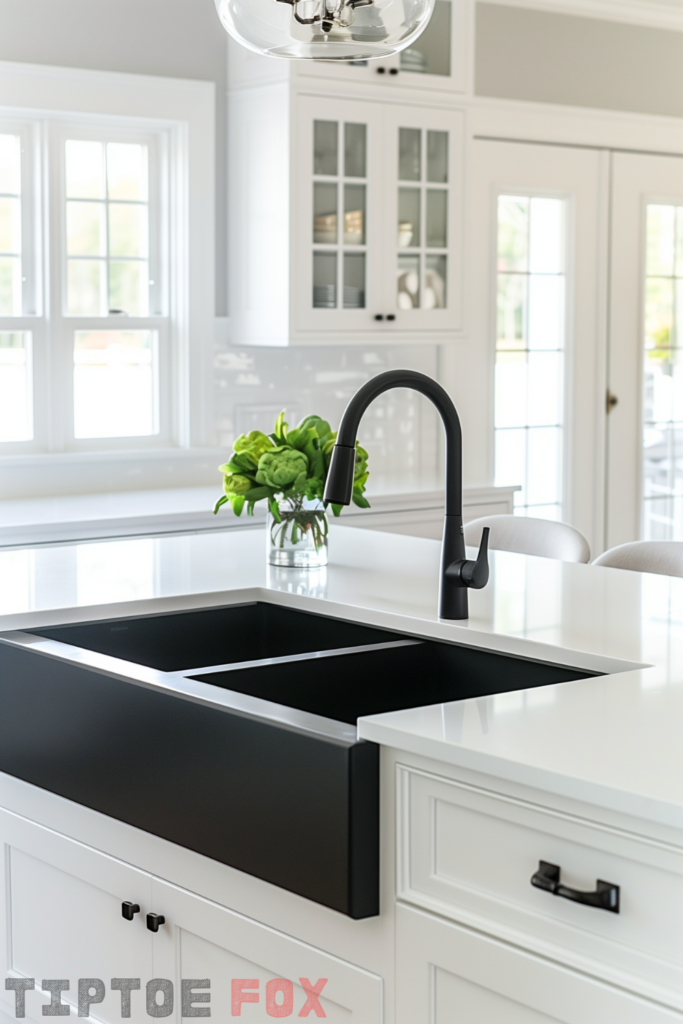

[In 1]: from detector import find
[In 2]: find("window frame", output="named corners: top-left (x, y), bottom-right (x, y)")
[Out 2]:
top-left (0, 61), bottom-right (216, 492)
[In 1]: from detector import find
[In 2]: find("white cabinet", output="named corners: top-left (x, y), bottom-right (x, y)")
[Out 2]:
top-left (396, 903), bottom-right (683, 1024)
top-left (228, 59), bottom-right (465, 346)
top-left (0, 808), bottom-right (382, 1024)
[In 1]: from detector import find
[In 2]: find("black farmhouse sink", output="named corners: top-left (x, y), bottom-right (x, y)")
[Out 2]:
top-left (0, 602), bottom-right (596, 919)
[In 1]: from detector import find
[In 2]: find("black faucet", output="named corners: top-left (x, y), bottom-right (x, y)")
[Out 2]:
top-left (323, 369), bottom-right (490, 620)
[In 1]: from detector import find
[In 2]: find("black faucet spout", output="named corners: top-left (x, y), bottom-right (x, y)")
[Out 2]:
top-left (323, 369), bottom-right (489, 620)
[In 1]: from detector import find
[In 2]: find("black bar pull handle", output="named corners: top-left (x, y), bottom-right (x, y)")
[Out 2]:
top-left (531, 860), bottom-right (619, 913)
top-left (121, 901), bottom-right (140, 921)
top-left (146, 912), bottom-right (166, 932)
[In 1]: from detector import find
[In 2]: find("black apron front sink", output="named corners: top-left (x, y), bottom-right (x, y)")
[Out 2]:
top-left (0, 602), bottom-right (597, 920)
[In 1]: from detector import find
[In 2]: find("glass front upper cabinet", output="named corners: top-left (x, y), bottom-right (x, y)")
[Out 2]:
top-left (397, 127), bottom-right (448, 312)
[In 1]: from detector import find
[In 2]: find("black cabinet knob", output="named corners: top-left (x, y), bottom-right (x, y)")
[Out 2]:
top-left (389, 68), bottom-right (399, 75)
top-left (374, 314), bottom-right (384, 321)
top-left (386, 314), bottom-right (396, 321)
top-left (376, 67), bottom-right (386, 74)
top-left (121, 902), bottom-right (140, 921)
top-left (146, 913), bottom-right (166, 932)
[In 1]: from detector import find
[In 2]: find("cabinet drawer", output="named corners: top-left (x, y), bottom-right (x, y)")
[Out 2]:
top-left (397, 766), bottom-right (683, 1009)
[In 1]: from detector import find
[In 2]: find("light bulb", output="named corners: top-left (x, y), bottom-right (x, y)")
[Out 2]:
top-left (215, 0), bottom-right (436, 60)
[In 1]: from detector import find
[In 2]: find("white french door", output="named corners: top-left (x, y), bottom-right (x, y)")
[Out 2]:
top-left (467, 140), bottom-right (607, 554)
top-left (607, 152), bottom-right (683, 548)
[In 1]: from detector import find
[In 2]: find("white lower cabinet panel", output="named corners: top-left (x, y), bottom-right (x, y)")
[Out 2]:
top-left (151, 877), bottom-right (383, 1024)
top-left (396, 903), bottom-right (683, 1024)
top-left (397, 766), bottom-right (683, 1006)
top-left (0, 809), bottom-right (152, 1024)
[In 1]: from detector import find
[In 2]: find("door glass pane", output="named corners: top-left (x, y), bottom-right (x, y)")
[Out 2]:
top-left (643, 203), bottom-right (683, 539)
top-left (344, 123), bottom-right (366, 178)
top-left (426, 190), bottom-right (447, 247)
top-left (398, 254), bottom-right (420, 308)
top-left (398, 188), bottom-right (420, 247)
top-left (427, 131), bottom-right (448, 183)
top-left (494, 194), bottom-right (567, 519)
top-left (400, 0), bottom-right (451, 77)
top-left (313, 252), bottom-right (337, 308)
top-left (399, 129), bottom-right (421, 181)
top-left (313, 182), bottom-right (337, 243)
top-left (73, 330), bottom-right (158, 438)
top-left (343, 184), bottom-right (365, 244)
top-left (343, 253), bottom-right (365, 309)
top-left (425, 254), bottom-right (446, 308)
top-left (314, 121), bottom-right (338, 176)
top-left (0, 332), bottom-right (32, 442)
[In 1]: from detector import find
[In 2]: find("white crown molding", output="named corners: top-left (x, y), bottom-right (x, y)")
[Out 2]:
top-left (477, 0), bottom-right (683, 33)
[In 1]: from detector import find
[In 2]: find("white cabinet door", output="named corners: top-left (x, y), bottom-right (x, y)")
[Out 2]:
top-left (0, 808), bottom-right (153, 1024)
top-left (150, 876), bottom-right (383, 1024)
top-left (381, 104), bottom-right (463, 334)
top-left (295, 95), bottom-right (386, 334)
top-left (396, 903), bottom-right (683, 1024)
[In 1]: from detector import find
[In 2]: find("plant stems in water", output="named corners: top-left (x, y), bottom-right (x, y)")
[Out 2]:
top-left (270, 497), bottom-right (328, 552)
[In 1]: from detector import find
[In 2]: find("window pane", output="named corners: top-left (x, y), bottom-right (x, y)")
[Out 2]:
top-left (527, 351), bottom-right (563, 426)
top-left (0, 134), bottom-right (20, 194)
top-left (425, 254), bottom-right (446, 308)
top-left (399, 129), bottom-right (421, 182)
top-left (645, 277), bottom-right (674, 350)
top-left (313, 252), bottom-right (337, 308)
top-left (529, 198), bottom-right (564, 274)
top-left (73, 330), bottom-right (157, 438)
top-left (398, 254), bottom-right (420, 309)
top-left (495, 353), bottom-right (527, 429)
top-left (646, 205), bottom-right (675, 276)
top-left (528, 275), bottom-right (564, 350)
top-left (497, 274), bottom-right (527, 350)
top-left (0, 197), bottom-right (21, 252)
top-left (398, 188), bottom-right (420, 248)
top-left (68, 259), bottom-right (104, 315)
top-left (495, 427), bottom-right (526, 490)
top-left (527, 427), bottom-right (562, 506)
top-left (67, 201), bottom-right (104, 256)
top-left (426, 190), bottom-right (447, 247)
top-left (0, 256), bottom-right (21, 315)
top-left (108, 203), bottom-right (148, 258)
top-left (343, 253), bottom-right (365, 309)
top-left (497, 196), bottom-right (529, 272)
top-left (0, 332), bottom-right (31, 442)
top-left (344, 185), bottom-right (365, 245)
top-left (314, 121), bottom-right (338, 176)
top-left (344, 123), bottom-right (366, 178)
top-left (109, 260), bottom-right (148, 316)
top-left (426, 131), bottom-right (448, 183)
top-left (313, 183), bottom-right (337, 243)
top-left (66, 141), bottom-right (105, 199)
top-left (107, 143), bottom-right (147, 202)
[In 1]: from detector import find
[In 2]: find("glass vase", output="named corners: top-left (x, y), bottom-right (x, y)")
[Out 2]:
top-left (267, 499), bottom-right (329, 569)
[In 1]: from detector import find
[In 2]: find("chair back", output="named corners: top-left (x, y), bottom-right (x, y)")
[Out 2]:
top-left (592, 540), bottom-right (683, 578)
top-left (464, 514), bottom-right (591, 563)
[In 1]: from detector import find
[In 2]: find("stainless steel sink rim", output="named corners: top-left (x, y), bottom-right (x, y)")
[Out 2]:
top-left (0, 631), bottom-right (422, 744)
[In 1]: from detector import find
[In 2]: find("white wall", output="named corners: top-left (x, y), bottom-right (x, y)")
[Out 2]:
top-left (475, 2), bottom-right (683, 116)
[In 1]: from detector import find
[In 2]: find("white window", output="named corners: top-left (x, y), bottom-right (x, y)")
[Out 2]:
top-left (493, 194), bottom-right (567, 520)
top-left (0, 62), bottom-right (215, 492)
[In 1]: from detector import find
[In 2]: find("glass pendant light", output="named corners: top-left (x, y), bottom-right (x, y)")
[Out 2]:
top-left (214, 0), bottom-right (436, 61)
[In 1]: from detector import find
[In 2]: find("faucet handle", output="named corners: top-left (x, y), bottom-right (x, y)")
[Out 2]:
top-left (447, 527), bottom-right (490, 590)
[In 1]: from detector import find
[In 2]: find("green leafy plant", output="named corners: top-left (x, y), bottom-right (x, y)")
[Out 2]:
top-left (214, 411), bottom-right (370, 551)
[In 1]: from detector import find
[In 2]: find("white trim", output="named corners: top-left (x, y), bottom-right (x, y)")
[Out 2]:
top-left (0, 61), bottom-right (215, 490)
top-left (477, 0), bottom-right (683, 33)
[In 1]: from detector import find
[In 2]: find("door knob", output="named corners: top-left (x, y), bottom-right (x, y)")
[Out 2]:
top-left (121, 902), bottom-right (140, 921)
top-left (146, 913), bottom-right (166, 932)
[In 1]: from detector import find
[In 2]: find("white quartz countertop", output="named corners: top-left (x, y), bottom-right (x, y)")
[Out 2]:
top-left (1, 525), bottom-right (681, 831)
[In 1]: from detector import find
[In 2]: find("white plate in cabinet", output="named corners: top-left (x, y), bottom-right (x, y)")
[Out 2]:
top-left (397, 766), bottom-right (683, 1010)
top-left (396, 902), bottom-right (683, 1024)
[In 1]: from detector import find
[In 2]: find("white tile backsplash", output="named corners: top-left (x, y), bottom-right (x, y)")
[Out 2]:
top-left (214, 343), bottom-right (440, 479)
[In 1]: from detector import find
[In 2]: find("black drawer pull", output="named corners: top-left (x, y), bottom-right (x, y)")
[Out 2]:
top-left (146, 912), bottom-right (166, 932)
top-left (121, 901), bottom-right (140, 920)
top-left (531, 860), bottom-right (619, 913)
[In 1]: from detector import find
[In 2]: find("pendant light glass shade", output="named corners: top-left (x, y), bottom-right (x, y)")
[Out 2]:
top-left (215, 0), bottom-right (436, 61)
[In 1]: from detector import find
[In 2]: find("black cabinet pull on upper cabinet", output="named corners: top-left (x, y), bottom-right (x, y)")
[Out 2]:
top-left (146, 912), bottom-right (166, 932)
top-left (121, 901), bottom-right (140, 920)
top-left (531, 860), bottom-right (620, 913)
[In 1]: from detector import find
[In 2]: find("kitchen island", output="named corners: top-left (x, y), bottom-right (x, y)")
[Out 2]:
top-left (0, 525), bottom-right (681, 1023)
